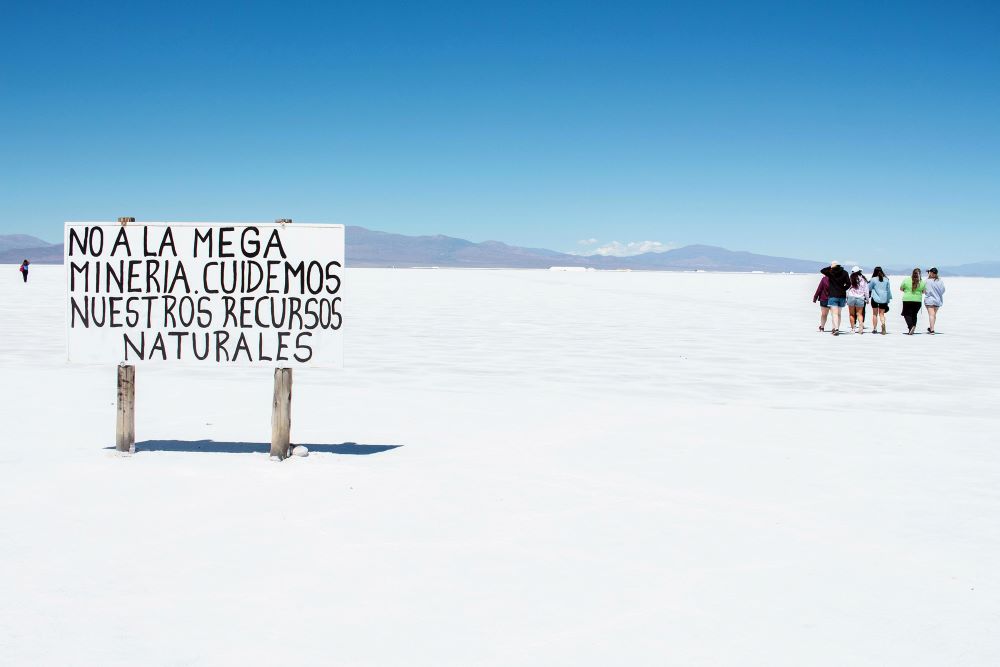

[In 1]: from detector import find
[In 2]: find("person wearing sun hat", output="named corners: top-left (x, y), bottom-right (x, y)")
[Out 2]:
top-left (820, 261), bottom-right (852, 335)
top-left (846, 265), bottom-right (869, 333)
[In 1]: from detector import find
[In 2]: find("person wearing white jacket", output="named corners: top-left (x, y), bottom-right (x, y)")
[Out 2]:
top-left (845, 266), bottom-right (870, 334)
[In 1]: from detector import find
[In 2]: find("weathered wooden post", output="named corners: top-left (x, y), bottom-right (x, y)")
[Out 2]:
top-left (270, 218), bottom-right (294, 459)
top-left (271, 367), bottom-right (293, 459)
top-left (116, 363), bottom-right (136, 453)
top-left (115, 216), bottom-right (137, 453)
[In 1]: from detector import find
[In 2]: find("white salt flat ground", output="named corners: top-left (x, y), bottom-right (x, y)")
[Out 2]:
top-left (1, 265), bottom-right (998, 666)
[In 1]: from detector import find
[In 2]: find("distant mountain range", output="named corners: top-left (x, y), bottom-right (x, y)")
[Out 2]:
top-left (2, 228), bottom-right (998, 276)
top-left (0, 235), bottom-right (64, 264)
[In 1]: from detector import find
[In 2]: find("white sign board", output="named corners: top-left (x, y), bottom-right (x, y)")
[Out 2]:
top-left (65, 222), bottom-right (344, 367)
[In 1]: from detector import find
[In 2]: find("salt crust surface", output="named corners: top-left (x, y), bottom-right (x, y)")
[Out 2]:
top-left (1, 265), bottom-right (998, 666)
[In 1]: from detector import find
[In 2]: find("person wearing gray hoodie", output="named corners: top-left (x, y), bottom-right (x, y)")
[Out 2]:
top-left (924, 268), bottom-right (946, 334)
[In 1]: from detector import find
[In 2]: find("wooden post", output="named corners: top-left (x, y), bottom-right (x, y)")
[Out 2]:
top-left (271, 368), bottom-right (293, 459)
top-left (115, 217), bottom-right (137, 454)
top-left (270, 218), bottom-right (294, 459)
top-left (116, 363), bottom-right (136, 453)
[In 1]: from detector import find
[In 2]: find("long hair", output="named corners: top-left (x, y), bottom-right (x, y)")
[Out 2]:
top-left (871, 266), bottom-right (885, 282)
top-left (911, 268), bottom-right (921, 292)
top-left (851, 271), bottom-right (863, 289)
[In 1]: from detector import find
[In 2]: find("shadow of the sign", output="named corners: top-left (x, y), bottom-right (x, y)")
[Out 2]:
top-left (105, 440), bottom-right (401, 455)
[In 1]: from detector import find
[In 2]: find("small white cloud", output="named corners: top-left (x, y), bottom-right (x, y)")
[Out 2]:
top-left (587, 240), bottom-right (677, 257)
top-left (577, 238), bottom-right (599, 245)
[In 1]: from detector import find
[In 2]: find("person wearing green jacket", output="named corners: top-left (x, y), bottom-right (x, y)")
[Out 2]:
top-left (899, 268), bottom-right (926, 335)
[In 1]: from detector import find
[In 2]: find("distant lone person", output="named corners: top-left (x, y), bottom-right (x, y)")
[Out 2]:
top-left (19, 259), bottom-right (29, 283)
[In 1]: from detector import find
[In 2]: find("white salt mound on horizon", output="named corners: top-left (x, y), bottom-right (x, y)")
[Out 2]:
top-left (1, 265), bottom-right (999, 666)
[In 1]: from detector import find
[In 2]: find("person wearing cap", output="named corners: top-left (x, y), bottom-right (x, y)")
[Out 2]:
top-left (867, 266), bottom-right (892, 334)
top-left (845, 265), bottom-right (869, 334)
top-left (924, 268), bottom-right (946, 334)
top-left (820, 262), bottom-right (851, 335)
top-left (812, 274), bottom-right (831, 331)
top-left (899, 268), bottom-right (926, 335)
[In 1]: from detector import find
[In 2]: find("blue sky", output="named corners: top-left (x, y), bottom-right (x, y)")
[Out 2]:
top-left (2, 0), bottom-right (998, 264)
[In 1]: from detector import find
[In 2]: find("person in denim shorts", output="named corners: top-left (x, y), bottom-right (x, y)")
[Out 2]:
top-left (820, 262), bottom-right (852, 335)
top-left (845, 266), bottom-right (869, 333)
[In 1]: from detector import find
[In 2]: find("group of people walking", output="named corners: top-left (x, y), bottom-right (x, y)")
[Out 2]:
top-left (813, 262), bottom-right (945, 336)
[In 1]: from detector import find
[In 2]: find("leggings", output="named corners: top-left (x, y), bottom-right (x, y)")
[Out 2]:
top-left (21, 271), bottom-right (28, 283)
top-left (902, 301), bottom-right (921, 329)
